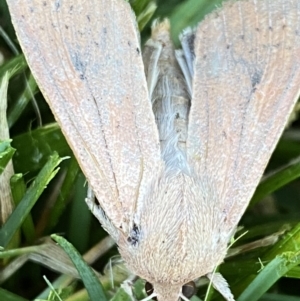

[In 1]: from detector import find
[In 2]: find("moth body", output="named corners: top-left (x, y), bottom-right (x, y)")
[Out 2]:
top-left (117, 21), bottom-right (234, 300)
top-left (143, 21), bottom-right (190, 169)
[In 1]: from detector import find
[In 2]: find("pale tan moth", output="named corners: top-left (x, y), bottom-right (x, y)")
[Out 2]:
top-left (7, 0), bottom-right (300, 300)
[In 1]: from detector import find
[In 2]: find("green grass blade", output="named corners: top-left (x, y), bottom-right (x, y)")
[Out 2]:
top-left (12, 123), bottom-right (70, 175)
top-left (7, 73), bottom-right (39, 128)
top-left (250, 157), bottom-right (300, 207)
top-left (169, 0), bottom-right (222, 43)
top-left (51, 234), bottom-right (107, 301)
top-left (237, 252), bottom-right (300, 301)
top-left (0, 288), bottom-right (29, 301)
top-left (233, 223), bottom-right (300, 299)
top-left (10, 173), bottom-right (35, 243)
top-left (0, 140), bottom-right (15, 175)
top-left (0, 153), bottom-right (64, 248)
top-left (0, 55), bottom-right (28, 80)
top-left (68, 172), bottom-right (91, 253)
top-left (46, 156), bottom-right (80, 233)
top-left (260, 293), bottom-right (300, 301)
top-left (111, 287), bottom-right (133, 301)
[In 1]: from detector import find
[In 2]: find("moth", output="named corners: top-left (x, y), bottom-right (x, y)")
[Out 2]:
top-left (7, 0), bottom-right (300, 300)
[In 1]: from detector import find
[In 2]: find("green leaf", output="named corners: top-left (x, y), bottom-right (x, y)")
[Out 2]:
top-left (0, 153), bottom-right (64, 248)
top-left (0, 288), bottom-right (29, 301)
top-left (46, 156), bottom-right (81, 233)
top-left (51, 234), bottom-right (107, 301)
top-left (0, 55), bottom-right (28, 80)
top-left (233, 223), bottom-right (300, 299)
top-left (12, 123), bottom-right (71, 175)
top-left (128, 0), bottom-right (157, 30)
top-left (0, 140), bottom-right (15, 175)
top-left (10, 173), bottom-right (35, 243)
top-left (111, 287), bottom-right (133, 301)
top-left (264, 222), bottom-right (300, 260)
top-left (136, 2), bottom-right (157, 31)
top-left (237, 252), bottom-right (300, 301)
top-left (250, 157), bottom-right (300, 207)
top-left (68, 172), bottom-right (91, 253)
top-left (7, 73), bottom-right (39, 128)
top-left (169, 0), bottom-right (223, 44)
top-left (260, 293), bottom-right (300, 301)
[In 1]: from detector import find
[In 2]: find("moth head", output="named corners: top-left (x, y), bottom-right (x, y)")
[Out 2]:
top-left (144, 280), bottom-right (196, 301)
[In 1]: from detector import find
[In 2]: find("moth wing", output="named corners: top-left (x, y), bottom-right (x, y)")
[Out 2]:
top-left (187, 0), bottom-right (300, 230)
top-left (8, 0), bottom-right (161, 233)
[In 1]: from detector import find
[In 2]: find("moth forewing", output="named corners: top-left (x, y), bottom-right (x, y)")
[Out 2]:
top-left (7, 0), bottom-right (300, 301)
top-left (187, 0), bottom-right (300, 229)
top-left (7, 0), bottom-right (162, 235)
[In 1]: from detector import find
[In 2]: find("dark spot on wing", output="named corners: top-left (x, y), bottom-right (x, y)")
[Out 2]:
top-left (251, 70), bottom-right (262, 90)
top-left (127, 223), bottom-right (140, 246)
top-left (136, 47), bottom-right (140, 55)
top-left (71, 52), bottom-right (87, 80)
top-left (87, 15), bottom-right (91, 22)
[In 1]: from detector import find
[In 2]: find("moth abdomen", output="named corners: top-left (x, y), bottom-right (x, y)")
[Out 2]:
top-left (143, 20), bottom-right (190, 168)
